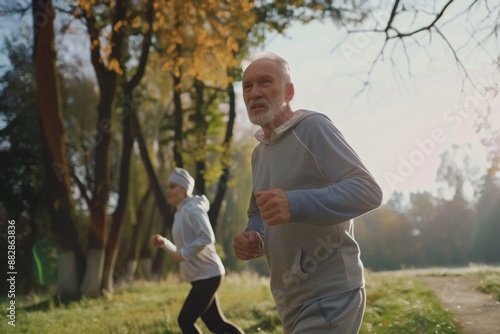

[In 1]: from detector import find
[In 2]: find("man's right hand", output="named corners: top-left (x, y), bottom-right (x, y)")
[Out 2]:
top-left (233, 231), bottom-right (263, 261)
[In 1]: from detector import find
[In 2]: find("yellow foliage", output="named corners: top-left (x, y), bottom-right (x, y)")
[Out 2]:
top-left (113, 19), bottom-right (127, 32)
top-left (77, 0), bottom-right (256, 91)
top-left (131, 16), bottom-right (142, 29)
top-left (108, 58), bottom-right (123, 75)
top-left (76, 0), bottom-right (97, 14)
top-left (154, 0), bottom-right (255, 85)
top-left (91, 38), bottom-right (99, 50)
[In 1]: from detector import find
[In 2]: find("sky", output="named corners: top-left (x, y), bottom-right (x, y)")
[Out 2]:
top-left (234, 1), bottom-right (500, 203)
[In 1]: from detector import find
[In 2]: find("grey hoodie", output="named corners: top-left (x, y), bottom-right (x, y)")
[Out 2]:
top-left (247, 110), bottom-right (383, 309)
top-left (172, 195), bottom-right (225, 282)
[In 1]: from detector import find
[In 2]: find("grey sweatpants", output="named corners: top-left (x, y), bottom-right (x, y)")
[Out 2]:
top-left (278, 287), bottom-right (366, 334)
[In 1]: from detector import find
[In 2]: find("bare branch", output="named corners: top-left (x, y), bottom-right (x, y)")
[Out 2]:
top-left (436, 27), bottom-right (475, 89)
top-left (353, 39), bottom-right (388, 98)
top-left (71, 168), bottom-right (94, 211)
top-left (384, 0), bottom-right (400, 33)
top-left (386, 0), bottom-right (455, 39)
top-left (0, 1), bottom-right (30, 17)
top-left (333, 0), bottom-right (499, 101)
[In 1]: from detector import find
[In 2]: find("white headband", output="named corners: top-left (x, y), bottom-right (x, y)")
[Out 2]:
top-left (167, 167), bottom-right (195, 195)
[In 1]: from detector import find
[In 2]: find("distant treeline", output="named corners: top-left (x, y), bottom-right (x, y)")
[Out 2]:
top-left (355, 181), bottom-right (500, 271)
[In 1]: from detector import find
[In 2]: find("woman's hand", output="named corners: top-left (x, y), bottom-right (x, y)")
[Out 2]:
top-left (151, 234), bottom-right (164, 247)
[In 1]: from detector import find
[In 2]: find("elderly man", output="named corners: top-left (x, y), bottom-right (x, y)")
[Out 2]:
top-left (233, 51), bottom-right (383, 334)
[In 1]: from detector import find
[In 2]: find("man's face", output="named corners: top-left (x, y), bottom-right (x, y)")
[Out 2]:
top-left (242, 59), bottom-right (287, 126)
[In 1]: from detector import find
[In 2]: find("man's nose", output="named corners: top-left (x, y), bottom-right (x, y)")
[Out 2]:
top-left (248, 84), bottom-right (262, 98)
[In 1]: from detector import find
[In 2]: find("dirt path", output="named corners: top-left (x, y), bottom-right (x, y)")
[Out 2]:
top-left (419, 275), bottom-right (500, 334)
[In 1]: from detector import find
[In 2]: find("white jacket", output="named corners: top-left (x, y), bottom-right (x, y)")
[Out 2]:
top-left (171, 195), bottom-right (225, 282)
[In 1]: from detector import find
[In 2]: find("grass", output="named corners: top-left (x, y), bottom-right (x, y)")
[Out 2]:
top-left (397, 264), bottom-right (500, 302)
top-left (360, 272), bottom-right (461, 334)
top-left (1, 273), bottom-right (280, 334)
top-left (2, 267), bottom-right (498, 334)
top-left (469, 270), bottom-right (500, 301)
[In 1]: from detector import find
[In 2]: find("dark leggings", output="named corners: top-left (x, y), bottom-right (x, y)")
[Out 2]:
top-left (178, 275), bottom-right (244, 334)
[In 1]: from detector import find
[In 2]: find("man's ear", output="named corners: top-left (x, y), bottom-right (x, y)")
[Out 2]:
top-left (285, 83), bottom-right (295, 102)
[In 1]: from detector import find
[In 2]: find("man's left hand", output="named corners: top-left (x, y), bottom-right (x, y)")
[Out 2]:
top-left (255, 189), bottom-right (291, 225)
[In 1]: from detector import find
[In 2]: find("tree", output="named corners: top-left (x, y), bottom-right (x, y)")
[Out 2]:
top-left (471, 135), bottom-right (500, 262)
top-left (386, 191), bottom-right (406, 213)
top-left (356, 205), bottom-right (414, 271)
top-left (101, 0), bottom-right (155, 294)
top-left (330, 0), bottom-right (499, 99)
top-left (435, 143), bottom-right (485, 204)
top-left (32, 0), bottom-right (84, 300)
top-left (0, 37), bottom-right (44, 295)
top-left (215, 136), bottom-right (255, 272)
top-left (431, 193), bottom-right (475, 265)
top-left (153, 0), bottom-right (254, 230)
top-left (405, 191), bottom-right (439, 266)
top-left (122, 186), bottom-right (152, 281)
top-left (252, 0), bottom-right (368, 34)
top-left (431, 144), bottom-right (481, 264)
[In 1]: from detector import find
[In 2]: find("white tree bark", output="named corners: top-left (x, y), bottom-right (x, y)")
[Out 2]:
top-left (124, 259), bottom-right (138, 282)
top-left (140, 258), bottom-right (153, 281)
top-left (57, 251), bottom-right (79, 298)
top-left (102, 248), bottom-right (120, 294)
top-left (80, 249), bottom-right (104, 297)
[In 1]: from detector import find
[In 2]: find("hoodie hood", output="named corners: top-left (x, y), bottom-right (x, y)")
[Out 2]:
top-left (180, 194), bottom-right (210, 213)
top-left (254, 109), bottom-right (307, 145)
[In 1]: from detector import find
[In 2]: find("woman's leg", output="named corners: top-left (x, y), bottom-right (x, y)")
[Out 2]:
top-left (201, 293), bottom-right (245, 334)
top-left (177, 277), bottom-right (217, 334)
top-left (200, 277), bottom-right (245, 334)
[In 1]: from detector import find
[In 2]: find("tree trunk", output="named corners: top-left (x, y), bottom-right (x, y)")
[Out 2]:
top-left (101, 99), bottom-right (133, 293)
top-left (173, 73), bottom-right (184, 167)
top-left (79, 0), bottom-right (129, 298)
top-left (131, 110), bottom-right (173, 228)
top-left (151, 212), bottom-right (173, 280)
top-left (102, 0), bottom-right (154, 292)
top-left (208, 83), bottom-right (237, 230)
top-left (139, 204), bottom-right (157, 281)
top-left (32, 0), bottom-right (84, 301)
top-left (124, 188), bottom-right (152, 282)
top-left (131, 106), bottom-right (175, 278)
top-left (193, 80), bottom-right (207, 193)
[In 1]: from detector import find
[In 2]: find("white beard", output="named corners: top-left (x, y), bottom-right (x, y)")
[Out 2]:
top-left (247, 98), bottom-right (286, 126)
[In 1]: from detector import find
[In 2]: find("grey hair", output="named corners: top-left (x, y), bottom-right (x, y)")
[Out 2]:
top-left (241, 51), bottom-right (292, 83)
